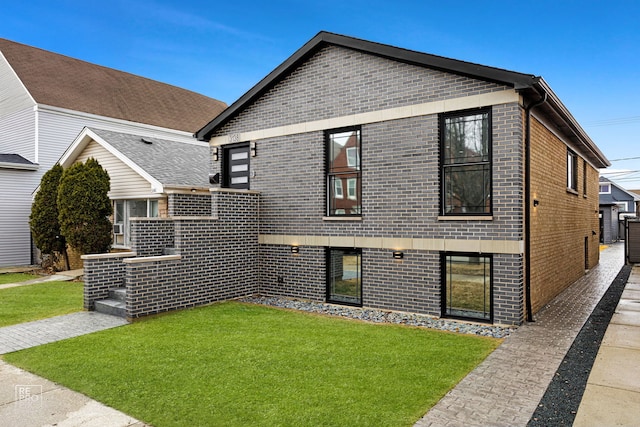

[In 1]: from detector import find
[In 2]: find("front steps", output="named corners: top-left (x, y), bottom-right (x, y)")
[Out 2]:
top-left (94, 288), bottom-right (126, 318)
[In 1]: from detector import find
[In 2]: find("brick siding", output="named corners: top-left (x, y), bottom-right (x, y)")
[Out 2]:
top-left (211, 45), bottom-right (526, 325)
top-left (82, 252), bottom-right (137, 310)
top-left (529, 116), bottom-right (600, 313)
top-left (168, 193), bottom-right (212, 216)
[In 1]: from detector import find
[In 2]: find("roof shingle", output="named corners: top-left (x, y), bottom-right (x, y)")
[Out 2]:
top-left (0, 38), bottom-right (226, 133)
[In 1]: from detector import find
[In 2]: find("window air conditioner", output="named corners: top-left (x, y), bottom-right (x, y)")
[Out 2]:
top-left (113, 223), bottom-right (124, 235)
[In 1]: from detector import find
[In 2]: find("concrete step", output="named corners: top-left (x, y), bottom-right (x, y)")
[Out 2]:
top-left (109, 287), bottom-right (126, 303)
top-left (94, 299), bottom-right (126, 318)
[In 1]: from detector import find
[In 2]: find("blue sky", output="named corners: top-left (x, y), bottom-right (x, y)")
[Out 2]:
top-left (2, 0), bottom-right (639, 188)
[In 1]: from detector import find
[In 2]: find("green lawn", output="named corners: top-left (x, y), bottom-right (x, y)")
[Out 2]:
top-left (0, 272), bottom-right (40, 285)
top-left (4, 302), bottom-right (500, 426)
top-left (0, 281), bottom-right (83, 327)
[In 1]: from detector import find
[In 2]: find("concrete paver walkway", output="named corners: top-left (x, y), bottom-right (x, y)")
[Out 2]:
top-left (415, 243), bottom-right (625, 427)
top-left (573, 265), bottom-right (640, 426)
top-left (0, 310), bottom-right (140, 426)
top-left (0, 312), bottom-right (128, 354)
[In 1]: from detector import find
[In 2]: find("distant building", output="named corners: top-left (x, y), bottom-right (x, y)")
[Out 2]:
top-left (599, 176), bottom-right (640, 243)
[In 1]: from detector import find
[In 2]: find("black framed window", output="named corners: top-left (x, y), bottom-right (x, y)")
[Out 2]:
top-left (327, 247), bottom-right (362, 306)
top-left (327, 127), bottom-right (361, 216)
top-left (222, 142), bottom-right (250, 189)
top-left (441, 109), bottom-right (491, 215)
top-left (567, 149), bottom-right (578, 191)
top-left (442, 253), bottom-right (492, 322)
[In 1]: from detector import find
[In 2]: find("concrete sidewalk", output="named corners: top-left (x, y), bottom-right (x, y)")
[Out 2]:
top-left (0, 360), bottom-right (145, 427)
top-left (573, 265), bottom-right (640, 426)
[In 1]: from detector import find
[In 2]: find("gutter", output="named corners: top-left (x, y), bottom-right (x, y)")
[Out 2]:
top-left (524, 92), bottom-right (547, 323)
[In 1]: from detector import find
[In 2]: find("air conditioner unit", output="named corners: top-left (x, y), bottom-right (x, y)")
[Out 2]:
top-left (113, 223), bottom-right (124, 235)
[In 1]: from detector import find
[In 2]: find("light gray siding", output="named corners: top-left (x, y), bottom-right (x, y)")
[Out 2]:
top-left (0, 168), bottom-right (37, 266)
top-left (0, 107), bottom-right (35, 160)
top-left (0, 53), bottom-right (34, 118)
top-left (0, 105), bottom-right (196, 267)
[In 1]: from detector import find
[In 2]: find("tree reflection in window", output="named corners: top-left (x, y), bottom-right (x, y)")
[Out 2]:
top-left (442, 110), bottom-right (491, 215)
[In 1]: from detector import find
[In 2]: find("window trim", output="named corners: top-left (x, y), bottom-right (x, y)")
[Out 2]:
top-left (599, 183), bottom-right (611, 194)
top-left (326, 247), bottom-right (363, 307)
top-left (326, 126), bottom-right (362, 217)
top-left (440, 107), bottom-right (492, 216)
top-left (582, 159), bottom-right (588, 197)
top-left (617, 201), bottom-right (629, 212)
top-left (441, 252), bottom-right (493, 323)
top-left (567, 149), bottom-right (578, 192)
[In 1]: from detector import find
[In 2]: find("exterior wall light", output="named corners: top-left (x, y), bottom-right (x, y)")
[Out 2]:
top-left (212, 146), bottom-right (219, 161)
top-left (533, 199), bottom-right (540, 207)
top-left (392, 251), bottom-right (404, 259)
top-left (250, 141), bottom-right (257, 157)
top-left (290, 245), bottom-right (299, 254)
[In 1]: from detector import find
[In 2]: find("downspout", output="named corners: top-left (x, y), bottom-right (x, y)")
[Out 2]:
top-left (524, 92), bottom-right (547, 322)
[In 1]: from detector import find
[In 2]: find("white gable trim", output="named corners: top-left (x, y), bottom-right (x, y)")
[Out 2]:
top-left (59, 127), bottom-right (164, 193)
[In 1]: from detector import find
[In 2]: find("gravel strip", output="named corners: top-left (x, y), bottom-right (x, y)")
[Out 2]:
top-left (528, 265), bottom-right (632, 426)
top-left (238, 295), bottom-right (514, 339)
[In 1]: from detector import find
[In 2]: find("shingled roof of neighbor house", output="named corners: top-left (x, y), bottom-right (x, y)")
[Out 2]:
top-left (0, 38), bottom-right (226, 133)
top-left (60, 127), bottom-right (211, 189)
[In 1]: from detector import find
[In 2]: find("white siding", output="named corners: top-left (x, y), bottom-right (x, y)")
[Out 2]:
top-left (0, 107), bottom-right (35, 160)
top-left (0, 53), bottom-right (35, 117)
top-left (37, 108), bottom-right (196, 177)
top-left (75, 140), bottom-right (154, 199)
top-left (0, 168), bottom-right (36, 266)
top-left (0, 105), bottom-right (193, 267)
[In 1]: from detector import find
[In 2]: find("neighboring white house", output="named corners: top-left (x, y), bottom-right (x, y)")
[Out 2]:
top-left (58, 127), bottom-right (212, 250)
top-left (0, 38), bottom-right (226, 266)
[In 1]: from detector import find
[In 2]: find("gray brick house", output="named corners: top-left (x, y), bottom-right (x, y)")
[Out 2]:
top-left (84, 32), bottom-right (609, 326)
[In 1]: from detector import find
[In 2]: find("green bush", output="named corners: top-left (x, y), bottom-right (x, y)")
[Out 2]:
top-left (30, 164), bottom-right (69, 268)
top-left (57, 158), bottom-right (112, 254)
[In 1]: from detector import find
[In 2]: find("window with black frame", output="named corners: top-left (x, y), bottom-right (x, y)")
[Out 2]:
top-left (442, 253), bottom-right (492, 322)
top-left (327, 248), bottom-right (362, 306)
top-left (327, 128), bottom-right (361, 216)
top-left (441, 109), bottom-right (491, 215)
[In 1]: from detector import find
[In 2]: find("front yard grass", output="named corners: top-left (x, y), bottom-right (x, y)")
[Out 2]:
top-left (0, 281), bottom-right (83, 327)
top-left (0, 272), bottom-right (40, 285)
top-left (4, 302), bottom-right (500, 426)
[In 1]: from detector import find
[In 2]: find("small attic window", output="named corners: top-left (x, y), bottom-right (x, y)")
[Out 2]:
top-left (141, 138), bottom-right (153, 145)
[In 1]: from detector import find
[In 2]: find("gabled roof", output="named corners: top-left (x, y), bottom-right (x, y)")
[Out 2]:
top-left (0, 38), bottom-right (227, 133)
top-left (196, 31), bottom-right (609, 169)
top-left (0, 153), bottom-right (38, 170)
top-left (599, 176), bottom-right (640, 202)
top-left (59, 128), bottom-right (210, 192)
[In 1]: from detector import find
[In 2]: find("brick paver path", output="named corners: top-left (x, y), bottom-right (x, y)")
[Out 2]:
top-left (414, 243), bottom-right (625, 427)
top-left (0, 312), bottom-right (128, 354)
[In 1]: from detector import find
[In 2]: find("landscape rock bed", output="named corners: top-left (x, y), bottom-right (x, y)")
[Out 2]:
top-left (239, 295), bottom-right (514, 339)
